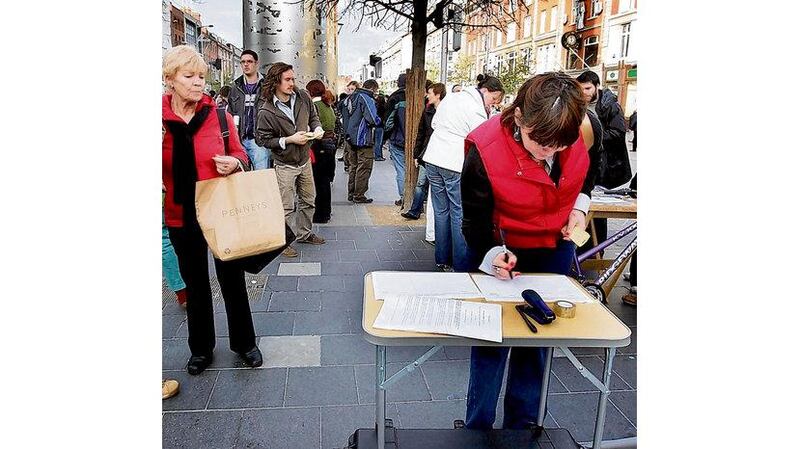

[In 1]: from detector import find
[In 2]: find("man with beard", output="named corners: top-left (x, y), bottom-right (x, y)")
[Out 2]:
top-left (576, 70), bottom-right (632, 247)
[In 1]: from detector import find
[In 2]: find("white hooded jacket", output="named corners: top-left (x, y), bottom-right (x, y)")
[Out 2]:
top-left (422, 87), bottom-right (489, 173)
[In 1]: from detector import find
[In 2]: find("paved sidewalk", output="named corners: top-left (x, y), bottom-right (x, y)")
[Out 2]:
top-left (163, 151), bottom-right (637, 448)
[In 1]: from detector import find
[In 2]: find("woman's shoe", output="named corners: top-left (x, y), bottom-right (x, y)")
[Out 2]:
top-left (239, 347), bottom-right (263, 368)
top-left (187, 354), bottom-right (213, 375)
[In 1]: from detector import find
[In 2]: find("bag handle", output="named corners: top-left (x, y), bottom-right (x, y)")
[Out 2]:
top-left (215, 107), bottom-right (230, 155)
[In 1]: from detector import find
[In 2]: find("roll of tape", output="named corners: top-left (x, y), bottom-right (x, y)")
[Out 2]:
top-left (553, 300), bottom-right (576, 318)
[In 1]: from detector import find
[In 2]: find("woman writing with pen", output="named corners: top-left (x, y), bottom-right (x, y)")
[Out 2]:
top-left (459, 72), bottom-right (594, 430)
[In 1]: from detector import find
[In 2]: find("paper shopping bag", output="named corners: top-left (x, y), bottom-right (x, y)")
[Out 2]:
top-left (195, 169), bottom-right (286, 262)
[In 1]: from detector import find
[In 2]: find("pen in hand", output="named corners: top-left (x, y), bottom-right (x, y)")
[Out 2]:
top-left (499, 228), bottom-right (514, 279)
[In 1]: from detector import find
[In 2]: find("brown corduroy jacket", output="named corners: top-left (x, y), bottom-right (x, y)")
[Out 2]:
top-left (255, 88), bottom-right (321, 166)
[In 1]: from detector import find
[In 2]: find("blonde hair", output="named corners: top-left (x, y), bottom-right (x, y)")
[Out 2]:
top-left (162, 45), bottom-right (208, 83)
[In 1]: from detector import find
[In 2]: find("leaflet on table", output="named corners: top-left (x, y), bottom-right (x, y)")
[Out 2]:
top-left (373, 296), bottom-right (503, 343)
top-left (471, 274), bottom-right (593, 303)
top-left (590, 196), bottom-right (630, 204)
top-left (371, 271), bottom-right (483, 301)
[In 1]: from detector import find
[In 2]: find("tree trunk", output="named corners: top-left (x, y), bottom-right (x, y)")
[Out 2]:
top-left (402, 4), bottom-right (429, 212)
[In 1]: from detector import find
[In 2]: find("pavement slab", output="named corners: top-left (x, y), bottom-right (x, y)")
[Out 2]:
top-left (238, 407), bottom-right (321, 449)
top-left (162, 411), bottom-right (241, 449)
top-left (285, 366), bottom-right (359, 407)
top-left (207, 368), bottom-right (287, 409)
top-left (546, 392), bottom-right (637, 442)
top-left (258, 335), bottom-right (321, 368)
top-left (277, 262), bottom-right (321, 276)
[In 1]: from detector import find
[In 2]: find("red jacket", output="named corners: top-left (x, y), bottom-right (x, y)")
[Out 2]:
top-left (464, 116), bottom-right (589, 249)
top-left (162, 94), bottom-right (249, 227)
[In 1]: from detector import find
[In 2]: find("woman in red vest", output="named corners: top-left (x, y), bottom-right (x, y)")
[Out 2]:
top-left (460, 72), bottom-right (591, 430)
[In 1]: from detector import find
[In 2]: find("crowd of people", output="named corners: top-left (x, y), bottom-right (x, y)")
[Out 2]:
top-left (161, 44), bottom-right (637, 427)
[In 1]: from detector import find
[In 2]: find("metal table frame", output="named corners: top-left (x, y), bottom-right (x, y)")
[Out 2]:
top-left (369, 342), bottom-right (618, 449)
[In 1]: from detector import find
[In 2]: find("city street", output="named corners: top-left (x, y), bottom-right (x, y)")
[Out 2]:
top-left (162, 149), bottom-right (638, 448)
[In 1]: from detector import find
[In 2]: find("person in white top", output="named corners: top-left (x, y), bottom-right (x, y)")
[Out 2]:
top-left (421, 74), bottom-right (505, 271)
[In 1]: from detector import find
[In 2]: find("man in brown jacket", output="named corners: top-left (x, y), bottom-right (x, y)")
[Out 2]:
top-left (256, 62), bottom-right (326, 257)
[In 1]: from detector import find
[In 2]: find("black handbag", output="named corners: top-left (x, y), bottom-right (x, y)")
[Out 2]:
top-left (214, 108), bottom-right (296, 274)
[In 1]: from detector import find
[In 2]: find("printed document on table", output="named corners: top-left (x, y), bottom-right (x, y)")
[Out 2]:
top-left (471, 274), bottom-right (593, 303)
top-left (373, 296), bottom-right (503, 343)
top-left (591, 196), bottom-right (630, 204)
top-left (371, 271), bottom-right (483, 301)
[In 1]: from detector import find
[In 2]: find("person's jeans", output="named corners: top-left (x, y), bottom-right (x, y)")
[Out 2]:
top-left (464, 240), bottom-right (576, 429)
top-left (373, 127), bottom-right (385, 159)
top-left (407, 164), bottom-right (429, 217)
top-left (162, 212), bottom-right (185, 292)
top-left (388, 141), bottom-right (406, 198)
top-left (426, 163), bottom-right (468, 270)
top-left (243, 138), bottom-right (270, 170)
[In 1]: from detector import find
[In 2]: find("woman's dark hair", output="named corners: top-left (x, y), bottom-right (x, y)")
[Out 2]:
top-left (476, 74), bottom-right (485, 83)
top-left (338, 92), bottom-right (348, 102)
top-left (500, 72), bottom-right (587, 148)
top-left (477, 75), bottom-right (504, 96)
top-left (262, 62), bottom-right (293, 98)
top-left (322, 90), bottom-right (335, 106)
top-left (306, 79), bottom-right (326, 98)
top-left (427, 83), bottom-right (447, 101)
top-left (219, 85), bottom-right (231, 97)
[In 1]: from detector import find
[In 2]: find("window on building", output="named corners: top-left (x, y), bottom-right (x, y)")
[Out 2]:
top-left (185, 20), bottom-right (197, 47)
top-left (538, 10), bottom-right (546, 34)
top-left (621, 23), bottom-right (631, 58)
top-left (523, 16), bottom-right (531, 37)
top-left (584, 35), bottom-right (599, 67)
top-left (590, 0), bottom-right (603, 18)
top-left (496, 29), bottom-right (503, 46)
top-left (619, 0), bottom-right (634, 13)
top-left (550, 6), bottom-right (558, 31)
top-left (508, 51), bottom-right (517, 71)
top-left (507, 21), bottom-right (516, 43)
top-left (510, 0), bottom-right (516, 14)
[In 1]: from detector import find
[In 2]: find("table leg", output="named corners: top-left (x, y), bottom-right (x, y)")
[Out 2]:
top-left (592, 347), bottom-right (616, 448)
top-left (376, 345), bottom-right (387, 449)
top-left (537, 347), bottom-right (554, 427)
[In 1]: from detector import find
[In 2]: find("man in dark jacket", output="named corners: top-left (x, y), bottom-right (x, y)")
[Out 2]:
top-left (227, 50), bottom-right (270, 169)
top-left (255, 62), bottom-right (326, 257)
top-left (341, 79), bottom-right (381, 203)
top-left (384, 72), bottom-right (408, 205)
top-left (577, 70), bottom-right (632, 246)
top-left (576, 70), bottom-right (631, 188)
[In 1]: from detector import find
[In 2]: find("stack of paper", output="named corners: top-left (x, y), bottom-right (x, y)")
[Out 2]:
top-left (373, 296), bottom-right (502, 343)
top-left (471, 274), bottom-right (593, 303)
top-left (371, 271), bottom-right (483, 301)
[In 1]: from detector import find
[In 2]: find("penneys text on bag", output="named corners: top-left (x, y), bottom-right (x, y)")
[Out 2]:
top-left (221, 201), bottom-right (271, 217)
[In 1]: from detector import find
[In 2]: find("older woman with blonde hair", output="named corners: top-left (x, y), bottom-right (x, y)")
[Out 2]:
top-left (162, 45), bottom-right (262, 375)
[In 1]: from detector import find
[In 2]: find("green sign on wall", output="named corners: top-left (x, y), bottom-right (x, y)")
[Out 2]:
top-left (627, 68), bottom-right (637, 79)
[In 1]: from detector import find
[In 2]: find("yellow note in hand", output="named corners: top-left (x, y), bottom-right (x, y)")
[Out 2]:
top-left (570, 226), bottom-right (591, 246)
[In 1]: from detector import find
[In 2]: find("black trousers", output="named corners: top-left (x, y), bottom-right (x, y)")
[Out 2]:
top-left (312, 139), bottom-right (336, 221)
top-left (168, 221), bottom-right (256, 357)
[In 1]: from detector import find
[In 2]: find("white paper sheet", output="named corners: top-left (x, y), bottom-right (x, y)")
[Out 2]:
top-left (591, 196), bottom-right (631, 204)
top-left (471, 274), bottom-right (593, 303)
top-left (371, 271), bottom-right (483, 301)
top-left (373, 296), bottom-right (503, 343)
